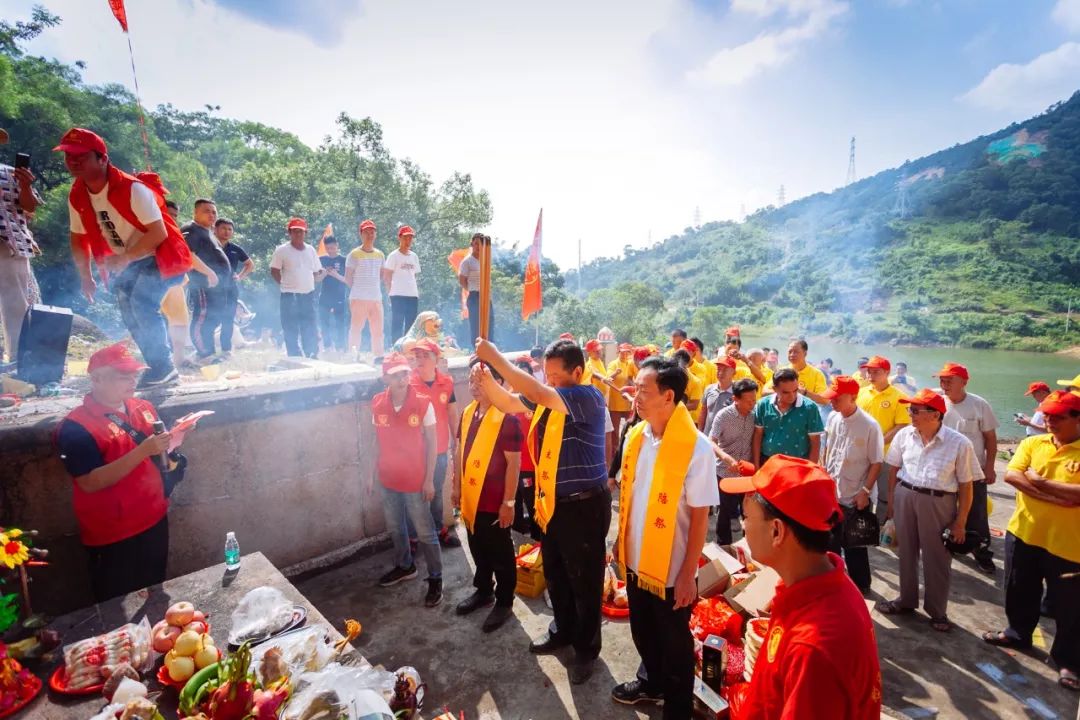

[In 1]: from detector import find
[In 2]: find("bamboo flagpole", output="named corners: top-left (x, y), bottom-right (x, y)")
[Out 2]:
top-left (477, 234), bottom-right (493, 341)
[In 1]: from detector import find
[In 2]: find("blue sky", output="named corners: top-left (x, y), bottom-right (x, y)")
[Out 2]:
top-left (10, 0), bottom-right (1080, 268)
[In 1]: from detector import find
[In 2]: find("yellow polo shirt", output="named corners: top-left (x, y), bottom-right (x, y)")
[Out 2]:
top-left (734, 362), bottom-right (771, 399)
top-left (606, 357), bottom-right (637, 412)
top-left (581, 357), bottom-right (610, 404)
top-left (766, 364), bottom-right (827, 396)
top-left (685, 372), bottom-right (704, 407)
top-left (690, 358), bottom-right (717, 388)
top-left (856, 384), bottom-right (910, 452)
top-left (855, 374), bottom-right (871, 388)
top-left (1007, 435), bottom-right (1080, 563)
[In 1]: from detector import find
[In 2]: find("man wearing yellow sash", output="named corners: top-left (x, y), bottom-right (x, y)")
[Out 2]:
top-left (610, 356), bottom-right (717, 716)
top-left (475, 337), bottom-right (611, 685)
top-left (451, 366), bottom-right (522, 633)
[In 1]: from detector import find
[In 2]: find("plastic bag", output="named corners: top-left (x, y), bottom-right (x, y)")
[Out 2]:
top-left (228, 586), bottom-right (294, 645)
top-left (61, 617), bottom-right (153, 690)
top-left (249, 625), bottom-right (337, 685)
top-left (842, 506), bottom-right (880, 548)
top-left (880, 519), bottom-right (898, 549)
top-left (281, 663), bottom-right (396, 720)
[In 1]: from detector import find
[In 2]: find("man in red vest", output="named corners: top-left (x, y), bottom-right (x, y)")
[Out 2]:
top-left (56, 342), bottom-right (189, 601)
top-left (372, 352), bottom-right (444, 607)
top-left (407, 338), bottom-right (462, 548)
top-left (57, 128), bottom-right (193, 388)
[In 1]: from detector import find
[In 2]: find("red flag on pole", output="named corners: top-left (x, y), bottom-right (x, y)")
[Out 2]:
top-left (109, 0), bottom-right (129, 32)
top-left (522, 209), bottom-right (543, 320)
top-left (316, 223), bottom-right (334, 256)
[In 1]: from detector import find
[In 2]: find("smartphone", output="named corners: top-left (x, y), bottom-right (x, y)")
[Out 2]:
top-left (14, 153), bottom-right (30, 169)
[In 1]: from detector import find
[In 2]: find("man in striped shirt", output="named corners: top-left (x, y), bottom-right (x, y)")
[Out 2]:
top-left (709, 378), bottom-right (759, 543)
top-left (345, 219), bottom-right (385, 358)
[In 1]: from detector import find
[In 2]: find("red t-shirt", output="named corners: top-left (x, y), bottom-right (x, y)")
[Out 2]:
top-left (515, 411), bottom-right (535, 473)
top-left (739, 553), bottom-right (882, 720)
top-left (459, 408), bottom-right (523, 513)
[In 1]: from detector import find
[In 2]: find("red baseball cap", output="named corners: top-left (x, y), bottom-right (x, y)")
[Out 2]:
top-left (397, 225), bottom-right (415, 238)
top-left (412, 338), bottom-right (441, 357)
top-left (900, 388), bottom-right (947, 415)
top-left (286, 217), bottom-right (308, 231)
top-left (860, 355), bottom-right (891, 372)
top-left (53, 128), bottom-right (108, 155)
top-left (1038, 390), bottom-right (1080, 415)
top-left (87, 342), bottom-right (146, 374)
top-left (633, 346), bottom-right (651, 363)
top-left (381, 352), bottom-right (412, 376)
top-left (618, 342), bottom-right (633, 353)
top-left (932, 362), bottom-right (969, 380)
top-left (1024, 381), bottom-right (1051, 396)
top-left (724, 326), bottom-right (741, 338)
top-left (681, 339), bottom-right (700, 353)
top-left (821, 375), bottom-right (861, 400)
top-left (359, 219), bottom-right (376, 233)
top-left (584, 339), bottom-right (602, 352)
top-left (558, 332), bottom-right (575, 341)
top-left (714, 355), bottom-right (737, 370)
top-left (719, 455), bottom-right (840, 532)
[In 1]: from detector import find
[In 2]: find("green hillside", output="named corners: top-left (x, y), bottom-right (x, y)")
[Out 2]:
top-left (568, 94), bottom-right (1080, 352)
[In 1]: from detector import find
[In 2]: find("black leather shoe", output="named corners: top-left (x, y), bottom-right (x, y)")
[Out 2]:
top-left (482, 606), bottom-right (514, 633)
top-left (569, 658), bottom-right (596, 685)
top-left (529, 632), bottom-right (570, 654)
top-left (455, 591), bottom-right (495, 616)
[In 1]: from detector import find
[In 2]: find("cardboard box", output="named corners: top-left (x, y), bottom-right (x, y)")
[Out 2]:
top-left (700, 634), bottom-right (728, 692)
top-left (693, 675), bottom-right (730, 719)
top-left (724, 565), bottom-right (780, 618)
top-left (699, 544), bottom-right (733, 598)
top-left (714, 544), bottom-right (749, 575)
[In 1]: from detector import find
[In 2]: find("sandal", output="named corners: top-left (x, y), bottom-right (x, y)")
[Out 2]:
top-left (1060, 669), bottom-right (1079, 692)
top-left (982, 630), bottom-right (1031, 649)
top-left (875, 600), bottom-right (915, 616)
top-left (929, 617), bottom-right (953, 633)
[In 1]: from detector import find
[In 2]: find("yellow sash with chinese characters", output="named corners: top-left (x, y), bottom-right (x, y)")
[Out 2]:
top-left (529, 406), bottom-right (565, 533)
top-left (458, 401), bottom-right (505, 533)
top-left (616, 403), bottom-right (696, 598)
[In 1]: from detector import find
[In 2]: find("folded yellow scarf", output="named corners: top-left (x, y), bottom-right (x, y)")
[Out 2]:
top-left (458, 401), bottom-right (505, 533)
top-left (617, 403), bottom-right (697, 598)
top-left (529, 407), bottom-right (565, 533)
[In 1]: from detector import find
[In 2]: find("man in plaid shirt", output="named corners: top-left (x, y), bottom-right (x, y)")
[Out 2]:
top-left (0, 128), bottom-right (41, 368)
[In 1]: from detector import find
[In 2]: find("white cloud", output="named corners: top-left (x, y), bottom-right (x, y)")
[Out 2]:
top-left (687, 0), bottom-right (848, 87)
top-left (1052, 0), bottom-right (1080, 34)
top-left (960, 41), bottom-right (1080, 113)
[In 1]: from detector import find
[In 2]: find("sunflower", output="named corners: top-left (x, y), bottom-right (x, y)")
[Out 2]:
top-left (0, 540), bottom-right (28, 569)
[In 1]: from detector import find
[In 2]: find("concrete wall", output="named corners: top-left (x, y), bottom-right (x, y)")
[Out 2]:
top-left (0, 362), bottom-right (471, 616)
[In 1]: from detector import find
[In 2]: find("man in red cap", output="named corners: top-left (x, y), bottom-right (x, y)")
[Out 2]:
top-left (344, 219), bottom-right (385, 359)
top-left (269, 217), bottom-right (323, 358)
top-left (458, 233), bottom-right (495, 346)
top-left (56, 342), bottom-right (194, 600)
top-left (371, 352), bottom-right (443, 607)
top-left (1016, 381), bottom-right (1051, 436)
top-left (671, 348), bottom-right (703, 414)
top-left (720, 456), bottom-right (881, 719)
top-left (382, 225), bottom-right (421, 344)
top-left (606, 342), bottom-right (638, 429)
top-left (856, 355), bottom-right (910, 523)
top-left (935, 362), bottom-right (998, 573)
top-left (708, 377), bottom-right (760, 544)
top-left (878, 388), bottom-right (977, 632)
top-left (986, 390), bottom-right (1080, 691)
top-left (822, 375), bottom-right (884, 592)
top-left (698, 354), bottom-right (736, 432)
top-left (58, 128), bottom-right (193, 388)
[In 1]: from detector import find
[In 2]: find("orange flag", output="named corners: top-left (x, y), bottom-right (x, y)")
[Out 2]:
top-left (522, 209), bottom-right (543, 320)
top-left (316, 223), bottom-right (333, 257)
top-left (447, 247), bottom-right (469, 271)
top-left (108, 0), bottom-right (129, 32)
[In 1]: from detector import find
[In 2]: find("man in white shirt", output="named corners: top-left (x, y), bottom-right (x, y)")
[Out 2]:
top-left (269, 217), bottom-right (323, 358)
top-left (611, 356), bottom-right (718, 716)
top-left (822, 375), bottom-right (884, 593)
top-left (1015, 381), bottom-right (1050, 436)
top-left (383, 225), bottom-right (420, 344)
top-left (877, 389), bottom-right (977, 632)
top-left (458, 232), bottom-right (493, 345)
top-left (935, 362), bottom-right (998, 574)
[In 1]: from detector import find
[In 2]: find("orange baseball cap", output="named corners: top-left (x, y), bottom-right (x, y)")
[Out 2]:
top-left (558, 332), bottom-right (575, 341)
top-left (719, 455), bottom-right (840, 532)
top-left (724, 326), bottom-right (741, 338)
top-left (1024, 381), bottom-right (1050, 396)
top-left (632, 346), bottom-right (650, 362)
top-left (53, 127), bottom-right (108, 155)
top-left (714, 355), bottom-right (737, 370)
top-left (821, 375), bottom-right (861, 399)
top-left (1038, 390), bottom-right (1080, 415)
top-left (900, 388), bottom-right (947, 415)
top-left (397, 225), bottom-right (415, 238)
top-left (412, 338), bottom-right (441, 357)
top-left (88, 342), bottom-right (146, 374)
top-left (860, 355), bottom-right (891, 372)
top-left (286, 217), bottom-right (308, 231)
top-left (381, 352), bottom-right (412, 376)
top-left (618, 342), bottom-right (633, 353)
top-left (932, 362), bottom-right (969, 380)
top-left (681, 339), bottom-right (700, 353)
top-left (584, 339), bottom-right (602, 352)
top-left (359, 219), bottom-right (376, 233)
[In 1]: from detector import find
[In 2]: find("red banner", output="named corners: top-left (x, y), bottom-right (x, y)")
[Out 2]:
top-left (316, 223), bottom-right (333, 256)
top-left (522, 209), bottom-right (543, 320)
top-left (108, 0), bottom-right (129, 32)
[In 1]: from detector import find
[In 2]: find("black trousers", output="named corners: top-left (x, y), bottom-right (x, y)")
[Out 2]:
top-left (715, 488), bottom-right (744, 544)
top-left (828, 506), bottom-right (872, 591)
top-left (465, 291), bottom-right (495, 346)
top-left (85, 516), bottom-right (169, 603)
top-left (1004, 532), bottom-right (1080, 670)
top-left (280, 291), bottom-right (318, 358)
top-left (188, 286), bottom-right (227, 357)
top-left (966, 480), bottom-right (993, 562)
top-left (627, 578), bottom-right (695, 720)
top-left (388, 295), bottom-right (418, 344)
top-left (541, 489), bottom-right (611, 660)
top-left (513, 472), bottom-right (543, 540)
top-left (319, 298), bottom-right (347, 351)
top-left (467, 511), bottom-right (517, 607)
top-left (220, 287), bottom-right (239, 352)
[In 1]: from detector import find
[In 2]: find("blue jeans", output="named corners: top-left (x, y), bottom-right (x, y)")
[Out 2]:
top-left (111, 256), bottom-right (179, 376)
top-left (407, 453), bottom-right (449, 539)
top-left (382, 486), bottom-right (442, 579)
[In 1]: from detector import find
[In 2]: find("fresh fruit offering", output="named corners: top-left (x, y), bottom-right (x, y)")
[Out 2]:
top-left (0, 642), bottom-right (41, 712)
top-left (153, 602), bottom-right (209, 653)
top-left (165, 632), bottom-right (217, 683)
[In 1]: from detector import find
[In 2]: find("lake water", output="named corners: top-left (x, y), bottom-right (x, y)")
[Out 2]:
top-left (739, 334), bottom-right (1078, 440)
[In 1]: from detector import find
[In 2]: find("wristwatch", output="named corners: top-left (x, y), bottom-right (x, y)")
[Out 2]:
top-left (503, 500), bottom-right (515, 508)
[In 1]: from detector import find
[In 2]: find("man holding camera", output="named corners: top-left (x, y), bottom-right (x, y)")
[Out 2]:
top-left (0, 128), bottom-right (41, 369)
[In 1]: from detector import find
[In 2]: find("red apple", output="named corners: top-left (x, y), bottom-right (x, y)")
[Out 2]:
top-left (152, 624), bottom-right (181, 653)
top-left (165, 601), bottom-right (195, 627)
top-left (191, 610), bottom-right (206, 624)
top-left (183, 621), bottom-right (207, 635)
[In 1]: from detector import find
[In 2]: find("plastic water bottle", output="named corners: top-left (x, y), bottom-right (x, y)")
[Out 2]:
top-left (224, 532), bottom-right (240, 570)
